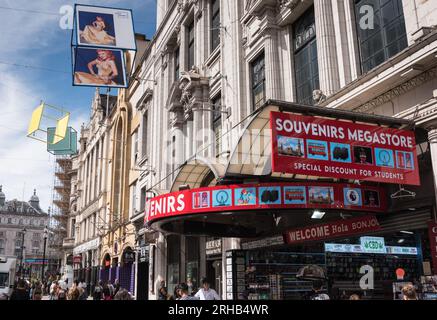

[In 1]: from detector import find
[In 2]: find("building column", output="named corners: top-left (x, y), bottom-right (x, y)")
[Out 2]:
top-left (199, 236), bottom-right (206, 283)
top-left (186, 119), bottom-right (194, 158)
top-left (428, 129), bottom-right (437, 207)
top-left (343, 0), bottom-right (362, 81)
top-left (401, 0), bottom-right (420, 46)
top-left (314, 0), bottom-right (340, 97)
top-left (151, 233), bottom-right (166, 300)
top-left (134, 246), bottom-right (139, 299)
top-left (331, 0), bottom-right (358, 86)
top-left (264, 27), bottom-right (283, 100)
top-left (180, 235), bottom-right (186, 283)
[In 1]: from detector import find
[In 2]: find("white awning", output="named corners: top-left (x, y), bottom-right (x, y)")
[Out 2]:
top-left (170, 155), bottom-right (226, 192)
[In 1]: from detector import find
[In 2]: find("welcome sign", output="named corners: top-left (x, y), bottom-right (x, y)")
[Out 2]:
top-left (271, 112), bottom-right (420, 185)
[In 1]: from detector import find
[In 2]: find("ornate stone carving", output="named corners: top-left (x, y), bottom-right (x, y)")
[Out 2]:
top-left (137, 88), bottom-right (153, 112)
top-left (279, 0), bottom-right (302, 10)
top-left (177, 0), bottom-right (198, 13)
top-left (178, 68), bottom-right (210, 121)
top-left (353, 66), bottom-right (437, 113)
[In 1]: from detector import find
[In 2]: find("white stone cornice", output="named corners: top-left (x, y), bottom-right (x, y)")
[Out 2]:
top-left (354, 67), bottom-right (437, 114)
top-left (428, 129), bottom-right (437, 144)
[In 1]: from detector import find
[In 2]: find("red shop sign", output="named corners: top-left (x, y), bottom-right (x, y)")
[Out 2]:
top-left (270, 112), bottom-right (420, 186)
top-left (73, 255), bottom-right (82, 264)
top-left (283, 215), bottom-right (381, 245)
top-left (428, 222), bottom-right (437, 274)
top-left (145, 182), bottom-right (387, 225)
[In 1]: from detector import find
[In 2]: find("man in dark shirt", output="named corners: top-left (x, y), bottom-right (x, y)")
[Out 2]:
top-left (9, 280), bottom-right (30, 300)
top-left (303, 280), bottom-right (330, 300)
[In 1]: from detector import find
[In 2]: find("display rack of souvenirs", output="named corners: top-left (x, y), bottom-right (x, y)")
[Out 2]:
top-left (245, 251), bottom-right (325, 300)
top-left (420, 276), bottom-right (437, 300)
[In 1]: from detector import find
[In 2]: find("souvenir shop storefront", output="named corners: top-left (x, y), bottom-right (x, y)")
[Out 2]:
top-left (145, 101), bottom-right (437, 300)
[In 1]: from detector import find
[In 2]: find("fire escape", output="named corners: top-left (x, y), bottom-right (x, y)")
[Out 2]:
top-left (49, 156), bottom-right (72, 267)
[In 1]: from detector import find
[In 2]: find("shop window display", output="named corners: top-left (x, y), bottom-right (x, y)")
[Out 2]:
top-left (237, 231), bottom-right (429, 300)
top-left (245, 250), bottom-right (326, 300)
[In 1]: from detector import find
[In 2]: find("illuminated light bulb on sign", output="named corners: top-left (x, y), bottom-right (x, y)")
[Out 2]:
top-left (396, 268), bottom-right (406, 280)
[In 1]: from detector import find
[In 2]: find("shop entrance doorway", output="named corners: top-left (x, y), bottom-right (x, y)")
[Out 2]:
top-left (206, 260), bottom-right (222, 297)
top-left (137, 261), bottom-right (149, 300)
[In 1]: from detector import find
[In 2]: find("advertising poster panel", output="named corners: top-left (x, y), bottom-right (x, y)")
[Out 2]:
top-left (73, 47), bottom-right (127, 88)
top-left (75, 4), bottom-right (136, 50)
top-left (271, 112), bottom-right (420, 185)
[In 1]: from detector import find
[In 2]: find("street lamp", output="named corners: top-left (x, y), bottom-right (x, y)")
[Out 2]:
top-left (20, 228), bottom-right (27, 279)
top-left (41, 227), bottom-right (49, 282)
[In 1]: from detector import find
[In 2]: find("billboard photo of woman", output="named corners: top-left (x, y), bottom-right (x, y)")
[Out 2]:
top-left (79, 12), bottom-right (116, 46)
top-left (74, 48), bottom-right (126, 88)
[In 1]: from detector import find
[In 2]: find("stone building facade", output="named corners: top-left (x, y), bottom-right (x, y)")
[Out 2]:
top-left (123, 0), bottom-right (437, 300)
top-left (0, 187), bottom-right (54, 279)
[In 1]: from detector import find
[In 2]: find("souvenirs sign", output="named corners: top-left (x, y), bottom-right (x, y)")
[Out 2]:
top-left (145, 183), bottom-right (387, 225)
top-left (271, 112), bottom-right (420, 185)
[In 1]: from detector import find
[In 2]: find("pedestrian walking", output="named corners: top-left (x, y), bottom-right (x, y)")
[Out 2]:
top-left (107, 281), bottom-right (115, 298)
top-left (103, 283), bottom-right (112, 300)
top-left (9, 280), bottom-right (30, 300)
top-left (67, 287), bottom-right (81, 300)
top-left (93, 281), bottom-right (103, 301)
top-left (80, 280), bottom-right (88, 298)
top-left (114, 289), bottom-right (133, 300)
top-left (178, 283), bottom-right (198, 300)
top-left (50, 281), bottom-right (58, 300)
top-left (158, 281), bottom-right (168, 300)
top-left (303, 280), bottom-right (330, 300)
top-left (195, 278), bottom-right (220, 300)
top-left (57, 288), bottom-right (67, 300)
top-left (32, 281), bottom-right (43, 300)
top-left (113, 279), bottom-right (120, 298)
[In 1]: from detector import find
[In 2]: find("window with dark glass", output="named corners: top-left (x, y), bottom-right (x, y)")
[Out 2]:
top-left (293, 7), bottom-right (319, 105)
top-left (0, 239), bottom-right (5, 255)
top-left (355, 0), bottom-right (407, 73)
top-left (174, 47), bottom-right (180, 81)
top-left (211, 0), bottom-right (220, 52)
top-left (212, 94), bottom-right (222, 156)
top-left (187, 22), bottom-right (195, 70)
top-left (142, 111), bottom-right (148, 159)
top-left (71, 219), bottom-right (76, 238)
top-left (167, 235), bottom-right (181, 294)
top-left (251, 53), bottom-right (266, 110)
top-left (185, 237), bottom-right (200, 294)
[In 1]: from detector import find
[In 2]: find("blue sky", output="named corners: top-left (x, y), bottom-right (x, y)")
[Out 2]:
top-left (0, 0), bottom-right (156, 210)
